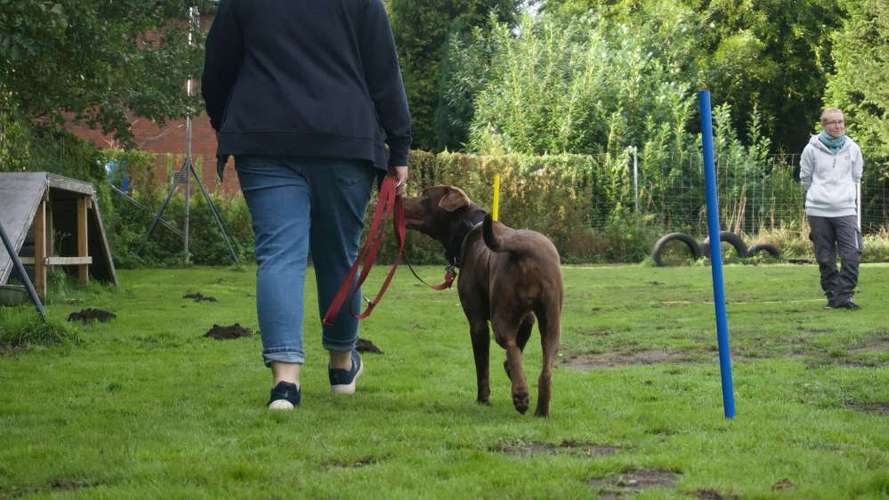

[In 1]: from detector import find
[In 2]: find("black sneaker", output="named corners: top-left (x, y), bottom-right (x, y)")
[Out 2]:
top-left (268, 381), bottom-right (301, 410)
top-left (834, 300), bottom-right (861, 310)
top-left (329, 350), bottom-right (363, 395)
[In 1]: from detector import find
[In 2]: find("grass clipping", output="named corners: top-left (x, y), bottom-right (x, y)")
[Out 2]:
top-left (0, 307), bottom-right (80, 351)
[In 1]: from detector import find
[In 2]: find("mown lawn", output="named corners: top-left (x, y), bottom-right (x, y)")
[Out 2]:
top-left (1, 263), bottom-right (888, 499)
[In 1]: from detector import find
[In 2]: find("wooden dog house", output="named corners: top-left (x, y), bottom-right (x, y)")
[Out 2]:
top-left (0, 172), bottom-right (117, 299)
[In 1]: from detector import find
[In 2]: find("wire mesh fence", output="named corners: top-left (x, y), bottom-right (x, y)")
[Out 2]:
top-left (588, 152), bottom-right (888, 238)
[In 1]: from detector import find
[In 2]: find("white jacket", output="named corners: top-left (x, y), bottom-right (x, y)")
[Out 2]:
top-left (800, 135), bottom-right (864, 217)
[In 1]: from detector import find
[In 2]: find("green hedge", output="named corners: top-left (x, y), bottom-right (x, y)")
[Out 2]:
top-left (381, 150), bottom-right (661, 264)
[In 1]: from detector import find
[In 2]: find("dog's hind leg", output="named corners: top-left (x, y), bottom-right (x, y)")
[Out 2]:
top-left (469, 319), bottom-right (491, 404)
top-left (533, 301), bottom-right (561, 417)
top-left (494, 315), bottom-right (530, 415)
top-left (504, 314), bottom-right (534, 380)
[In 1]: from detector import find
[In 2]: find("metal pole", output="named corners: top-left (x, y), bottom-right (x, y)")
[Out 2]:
top-left (698, 90), bottom-right (735, 419)
top-left (182, 5), bottom-right (198, 265)
top-left (184, 121), bottom-right (192, 265)
top-left (632, 146), bottom-right (639, 212)
top-left (0, 221), bottom-right (46, 321)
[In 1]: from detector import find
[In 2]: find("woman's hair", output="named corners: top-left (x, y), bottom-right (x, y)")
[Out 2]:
top-left (820, 107), bottom-right (844, 122)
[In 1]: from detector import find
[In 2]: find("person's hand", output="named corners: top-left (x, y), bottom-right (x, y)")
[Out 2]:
top-left (388, 165), bottom-right (408, 195)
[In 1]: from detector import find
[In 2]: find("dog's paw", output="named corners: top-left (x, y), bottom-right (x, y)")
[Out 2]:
top-left (512, 391), bottom-right (530, 414)
top-left (477, 388), bottom-right (490, 404)
top-left (534, 405), bottom-right (549, 418)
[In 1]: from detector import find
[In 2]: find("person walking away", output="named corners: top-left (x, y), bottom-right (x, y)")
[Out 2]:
top-left (202, 0), bottom-right (411, 409)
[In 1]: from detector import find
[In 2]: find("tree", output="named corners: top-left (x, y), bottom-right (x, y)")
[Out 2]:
top-left (825, 0), bottom-right (889, 179)
top-left (388, 0), bottom-right (520, 151)
top-left (539, 0), bottom-right (845, 154)
top-left (0, 0), bottom-right (204, 145)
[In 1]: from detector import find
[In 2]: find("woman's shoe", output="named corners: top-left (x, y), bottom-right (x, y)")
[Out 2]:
top-left (268, 381), bottom-right (301, 410)
top-left (329, 350), bottom-right (363, 395)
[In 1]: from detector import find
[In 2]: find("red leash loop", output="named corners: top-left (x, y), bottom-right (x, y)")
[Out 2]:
top-left (322, 176), bottom-right (405, 326)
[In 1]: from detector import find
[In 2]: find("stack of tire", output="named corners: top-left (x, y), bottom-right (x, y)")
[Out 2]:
top-left (651, 231), bottom-right (780, 266)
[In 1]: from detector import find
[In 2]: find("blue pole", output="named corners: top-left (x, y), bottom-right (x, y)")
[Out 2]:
top-left (698, 90), bottom-right (735, 419)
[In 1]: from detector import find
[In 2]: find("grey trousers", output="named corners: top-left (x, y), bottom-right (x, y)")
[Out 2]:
top-left (808, 215), bottom-right (862, 304)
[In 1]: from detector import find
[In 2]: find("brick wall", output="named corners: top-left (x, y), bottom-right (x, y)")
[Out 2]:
top-left (68, 111), bottom-right (240, 196)
top-left (67, 12), bottom-right (241, 195)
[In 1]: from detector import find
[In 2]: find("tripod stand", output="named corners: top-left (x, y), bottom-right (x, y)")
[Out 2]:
top-left (142, 5), bottom-right (239, 265)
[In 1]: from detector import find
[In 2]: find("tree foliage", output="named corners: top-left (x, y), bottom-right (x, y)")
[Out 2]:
top-left (825, 0), bottom-right (889, 179)
top-left (388, 0), bottom-right (520, 151)
top-left (0, 0), bottom-right (204, 145)
top-left (539, 0), bottom-right (844, 154)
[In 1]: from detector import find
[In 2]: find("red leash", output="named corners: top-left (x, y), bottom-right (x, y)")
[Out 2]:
top-left (323, 176), bottom-right (406, 326)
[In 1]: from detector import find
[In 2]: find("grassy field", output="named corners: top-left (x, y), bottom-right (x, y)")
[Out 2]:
top-left (1, 263), bottom-right (888, 499)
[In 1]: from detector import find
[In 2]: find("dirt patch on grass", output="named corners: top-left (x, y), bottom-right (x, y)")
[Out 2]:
top-left (7, 478), bottom-right (101, 498)
top-left (496, 440), bottom-right (621, 457)
top-left (324, 456), bottom-right (382, 468)
top-left (562, 349), bottom-right (701, 369)
top-left (66, 308), bottom-right (115, 323)
top-left (588, 469), bottom-right (680, 498)
top-left (845, 401), bottom-right (889, 416)
top-left (695, 489), bottom-right (738, 499)
top-left (356, 338), bottom-right (383, 354)
top-left (797, 326), bottom-right (834, 334)
top-left (184, 292), bottom-right (217, 303)
top-left (579, 329), bottom-right (615, 337)
top-left (49, 478), bottom-right (100, 491)
top-left (771, 479), bottom-right (794, 491)
top-left (849, 331), bottom-right (889, 354)
top-left (559, 440), bottom-right (622, 456)
top-left (205, 323), bottom-right (252, 340)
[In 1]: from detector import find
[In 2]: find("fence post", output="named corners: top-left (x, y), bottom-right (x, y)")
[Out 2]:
top-left (631, 146), bottom-right (639, 212)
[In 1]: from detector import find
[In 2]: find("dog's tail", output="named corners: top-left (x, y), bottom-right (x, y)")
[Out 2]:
top-left (483, 213), bottom-right (553, 257)
top-left (482, 214), bottom-right (507, 252)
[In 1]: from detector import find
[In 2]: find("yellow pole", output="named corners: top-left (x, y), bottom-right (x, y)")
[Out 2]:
top-left (491, 174), bottom-right (501, 221)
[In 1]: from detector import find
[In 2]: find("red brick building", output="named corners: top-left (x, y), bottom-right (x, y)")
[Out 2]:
top-left (68, 10), bottom-right (241, 195)
top-left (68, 110), bottom-right (240, 195)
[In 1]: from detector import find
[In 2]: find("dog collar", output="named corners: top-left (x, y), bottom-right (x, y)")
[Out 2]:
top-left (446, 209), bottom-right (487, 267)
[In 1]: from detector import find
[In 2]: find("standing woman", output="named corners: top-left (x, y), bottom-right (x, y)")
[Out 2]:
top-left (799, 108), bottom-right (864, 310)
top-left (202, 0), bottom-right (411, 409)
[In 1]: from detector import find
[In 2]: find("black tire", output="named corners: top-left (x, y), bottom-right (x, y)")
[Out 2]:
top-left (701, 231), bottom-right (748, 259)
top-left (652, 232), bottom-right (702, 266)
top-left (746, 243), bottom-right (781, 259)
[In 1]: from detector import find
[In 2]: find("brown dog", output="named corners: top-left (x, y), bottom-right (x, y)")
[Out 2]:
top-left (403, 186), bottom-right (563, 417)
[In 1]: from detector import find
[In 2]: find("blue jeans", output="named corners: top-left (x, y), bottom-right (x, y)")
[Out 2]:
top-left (235, 156), bottom-right (376, 366)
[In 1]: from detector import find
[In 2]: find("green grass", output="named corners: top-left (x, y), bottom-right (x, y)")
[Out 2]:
top-left (1, 264), bottom-right (887, 499)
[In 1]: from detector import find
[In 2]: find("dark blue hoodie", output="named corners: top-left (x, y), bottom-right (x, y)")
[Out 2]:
top-left (202, 0), bottom-right (412, 171)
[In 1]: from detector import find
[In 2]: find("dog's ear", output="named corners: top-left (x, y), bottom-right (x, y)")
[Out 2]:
top-left (438, 187), bottom-right (470, 212)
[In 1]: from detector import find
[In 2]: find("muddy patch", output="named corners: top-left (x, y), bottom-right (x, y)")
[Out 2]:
top-left (324, 456), bottom-right (382, 468)
top-left (588, 469), bottom-right (680, 498)
top-left (184, 292), bottom-right (217, 303)
top-left (496, 440), bottom-right (620, 457)
top-left (8, 478), bottom-right (101, 498)
top-left (771, 479), bottom-right (794, 491)
top-left (849, 331), bottom-right (889, 354)
top-left (205, 323), bottom-right (252, 340)
top-left (796, 326), bottom-right (834, 334)
top-left (356, 338), bottom-right (383, 354)
top-left (563, 349), bottom-right (702, 369)
top-left (579, 329), bottom-right (615, 337)
top-left (49, 478), bottom-right (100, 491)
top-left (845, 401), bottom-right (889, 416)
top-left (695, 489), bottom-right (738, 499)
top-left (67, 308), bottom-right (116, 323)
top-left (558, 440), bottom-right (622, 456)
